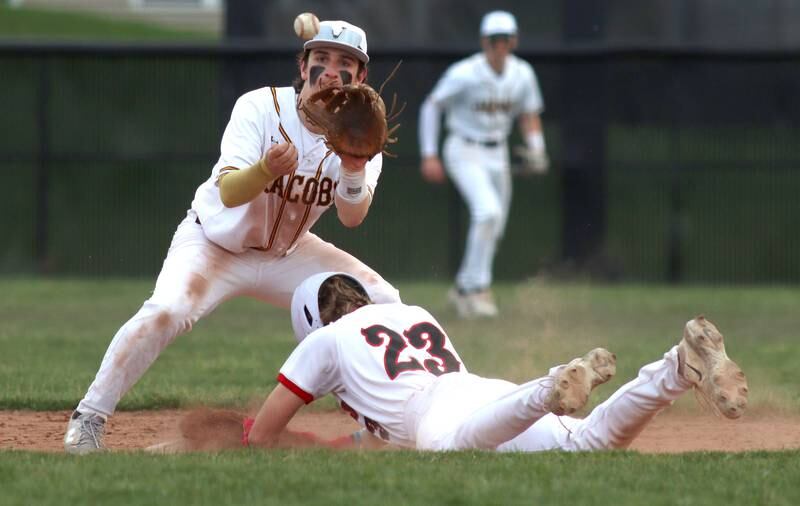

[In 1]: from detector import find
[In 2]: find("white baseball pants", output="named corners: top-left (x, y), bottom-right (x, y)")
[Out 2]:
top-left (443, 136), bottom-right (511, 292)
top-left (406, 371), bottom-right (554, 451)
top-left (79, 212), bottom-right (400, 417)
top-left (499, 347), bottom-right (691, 452)
top-left (406, 347), bottom-right (690, 452)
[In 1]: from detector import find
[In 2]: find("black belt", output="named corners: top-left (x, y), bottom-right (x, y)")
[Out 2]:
top-left (461, 137), bottom-right (500, 148)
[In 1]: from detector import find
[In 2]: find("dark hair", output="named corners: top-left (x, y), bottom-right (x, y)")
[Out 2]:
top-left (318, 275), bottom-right (372, 325)
top-left (292, 50), bottom-right (368, 93)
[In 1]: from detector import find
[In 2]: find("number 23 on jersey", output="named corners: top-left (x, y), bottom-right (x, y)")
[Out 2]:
top-left (362, 322), bottom-right (461, 380)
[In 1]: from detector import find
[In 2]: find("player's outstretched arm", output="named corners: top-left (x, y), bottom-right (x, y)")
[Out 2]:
top-left (246, 384), bottom-right (383, 450)
top-left (247, 383), bottom-right (306, 448)
top-left (334, 153), bottom-right (372, 228)
top-left (278, 428), bottom-right (386, 450)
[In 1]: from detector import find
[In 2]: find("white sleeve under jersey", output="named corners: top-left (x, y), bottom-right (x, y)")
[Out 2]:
top-left (191, 86), bottom-right (382, 255)
top-left (278, 303), bottom-right (467, 448)
top-left (426, 53), bottom-right (544, 143)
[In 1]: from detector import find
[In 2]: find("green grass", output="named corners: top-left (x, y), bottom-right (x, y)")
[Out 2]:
top-left (1, 449), bottom-right (798, 506)
top-left (0, 5), bottom-right (215, 40)
top-left (2, 278), bottom-right (799, 504)
top-left (1, 279), bottom-right (798, 412)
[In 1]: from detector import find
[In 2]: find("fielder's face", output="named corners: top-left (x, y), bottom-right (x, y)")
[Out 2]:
top-left (301, 48), bottom-right (365, 94)
top-left (482, 34), bottom-right (517, 62)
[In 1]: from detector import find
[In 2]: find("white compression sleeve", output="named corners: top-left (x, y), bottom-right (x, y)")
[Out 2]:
top-left (336, 168), bottom-right (368, 204)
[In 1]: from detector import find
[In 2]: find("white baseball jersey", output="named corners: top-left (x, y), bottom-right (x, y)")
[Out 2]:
top-left (278, 303), bottom-right (466, 447)
top-left (421, 52), bottom-right (543, 154)
top-left (192, 86), bottom-right (382, 255)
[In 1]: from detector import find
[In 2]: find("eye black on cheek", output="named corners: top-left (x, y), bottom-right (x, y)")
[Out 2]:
top-left (309, 65), bottom-right (325, 86)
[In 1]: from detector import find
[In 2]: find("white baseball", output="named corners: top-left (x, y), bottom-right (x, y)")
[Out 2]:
top-left (294, 12), bottom-right (320, 41)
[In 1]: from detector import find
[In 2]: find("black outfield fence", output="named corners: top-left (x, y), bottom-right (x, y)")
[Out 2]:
top-left (1, 41), bottom-right (799, 283)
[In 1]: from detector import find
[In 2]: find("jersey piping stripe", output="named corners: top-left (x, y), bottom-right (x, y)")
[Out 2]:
top-left (277, 373), bottom-right (314, 404)
top-left (264, 87), bottom-right (294, 251)
top-left (287, 150), bottom-right (334, 249)
top-left (269, 87), bottom-right (281, 115)
top-left (265, 171), bottom-right (294, 250)
top-left (270, 87), bottom-right (292, 143)
top-left (278, 123), bottom-right (291, 144)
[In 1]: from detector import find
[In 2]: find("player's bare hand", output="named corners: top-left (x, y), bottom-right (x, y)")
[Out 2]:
top-left (339, 153), bottom-right (369, 173)
top-left (266, 142), bottom-right (299, 177)
top-left (421, 156), bottom-right (446, 184)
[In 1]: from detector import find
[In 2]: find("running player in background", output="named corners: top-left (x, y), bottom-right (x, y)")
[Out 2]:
top-left (419, 11), bottom-right (549, 318)
top-left (233, 273), bottom-right (747, 452)
top-left (64, 19), bottom-right (400, 455)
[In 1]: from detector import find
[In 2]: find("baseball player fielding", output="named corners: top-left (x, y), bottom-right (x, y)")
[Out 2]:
top-left (294, 12), bottom-right (320, 40)
top-left (62, 18), bottom-right (399, 456)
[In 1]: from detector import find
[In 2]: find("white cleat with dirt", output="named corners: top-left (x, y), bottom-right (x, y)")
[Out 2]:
top-left (64, 410), bottom-right (107, 455)
top-left (547, 348), bottom-right (617, 416)
top-left (678, 316), bottom-right (748, 419)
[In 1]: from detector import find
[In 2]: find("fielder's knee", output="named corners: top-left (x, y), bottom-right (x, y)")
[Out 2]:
top-left (138, 301), bottom-right (195, 338)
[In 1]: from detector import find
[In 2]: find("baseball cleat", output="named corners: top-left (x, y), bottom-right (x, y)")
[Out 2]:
top-left (470, 290), bottom-right (499, 318)
top-left (677, 316), bottom-right (748, 419)
top-left (447, 287), bottom-right (475, 319)
top-left (547, 348), bottom-right (616, 416)
top-left (64, 410), bottom-right (107, 455)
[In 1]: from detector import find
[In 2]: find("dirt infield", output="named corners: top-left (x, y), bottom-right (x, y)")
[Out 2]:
top-left (3, 408), bottom-right (800, 453)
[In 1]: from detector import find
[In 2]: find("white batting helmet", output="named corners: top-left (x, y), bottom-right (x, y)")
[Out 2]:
top-left (304, 20), bottom-right (369, 63)
top-left (290, 271), bottom-right (368, 342)
top-left (480, 11), bottom-right (518, 36)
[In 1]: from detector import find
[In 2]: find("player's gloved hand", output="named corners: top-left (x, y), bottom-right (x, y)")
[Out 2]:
top-left (339, 153), bottom-right (369, 173)
top-left (513, 145), bottom-right (550, 175)
top-left (301, 81), bottom-right (402, 162)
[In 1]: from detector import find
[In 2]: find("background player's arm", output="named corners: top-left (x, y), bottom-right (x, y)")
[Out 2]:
top-left (418, 96), bottom-right (447, 184)
top-left (419, 66), bottom-right (469, 184)
top-left (218, 142), bottom-right (299, 207)
top-left (516, 112), bottom-right (549, 174)
top-left (514, 64), bottom-right (548, 174)
top-left (519, 112), bottom-right (541, 135)
top-left (334, 153), bottom-right (373, 228)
